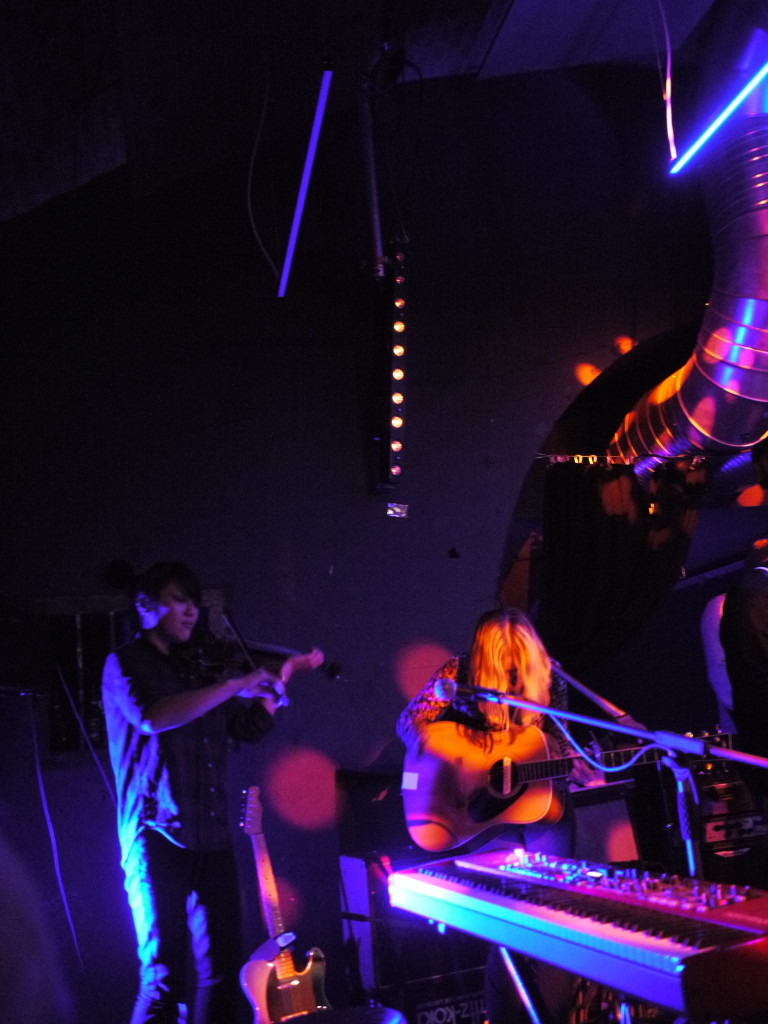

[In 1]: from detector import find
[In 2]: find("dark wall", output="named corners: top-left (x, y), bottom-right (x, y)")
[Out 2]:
top-left (1, 64), bottom-right (751, 1023)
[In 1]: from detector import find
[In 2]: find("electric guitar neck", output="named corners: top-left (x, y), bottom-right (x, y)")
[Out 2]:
top-left (240, 786), bottom-right (330, 1023)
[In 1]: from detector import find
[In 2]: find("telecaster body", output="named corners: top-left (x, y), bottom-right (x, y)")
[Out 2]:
top-left (240, 946), bottom-right (328, 1024)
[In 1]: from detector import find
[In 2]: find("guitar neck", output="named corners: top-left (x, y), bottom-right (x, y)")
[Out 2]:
top-left (518, 744), bottom-right (658, 785)
top-left (251, 831), bottom-right (286, 939)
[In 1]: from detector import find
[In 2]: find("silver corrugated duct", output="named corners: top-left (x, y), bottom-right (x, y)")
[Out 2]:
top-left (608, 13), bottom-right (768, 480)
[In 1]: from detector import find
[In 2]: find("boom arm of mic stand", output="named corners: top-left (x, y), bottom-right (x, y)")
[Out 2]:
top-left (550, 659), bottom-right (647, 731)
top-left (443, 681), bottom-right (768, 882)
top-left (443, 682), bottom-right (768, 769)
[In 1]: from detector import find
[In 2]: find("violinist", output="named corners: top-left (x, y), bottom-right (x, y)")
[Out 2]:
top-left (101, 560), bottom-right (323, 1024)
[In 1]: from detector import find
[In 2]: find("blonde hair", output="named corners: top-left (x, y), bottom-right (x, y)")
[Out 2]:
top-left (468, 608), bottom-right (551, 729)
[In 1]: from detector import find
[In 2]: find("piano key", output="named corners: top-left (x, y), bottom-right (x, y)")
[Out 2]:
top-left (388, 849), bottom-right (768, 1019)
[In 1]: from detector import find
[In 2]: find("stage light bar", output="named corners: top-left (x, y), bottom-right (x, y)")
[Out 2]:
top-left (386, 253), bottom-right (407, 484)
top-left (278, 67), bottom-right (333, 297)
top-left (670, 58), bottom-right (768, 174)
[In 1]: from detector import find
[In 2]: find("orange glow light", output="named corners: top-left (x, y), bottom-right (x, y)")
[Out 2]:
top-left (392, 344), bottom-right (405, 357)
top-left (575, 363), bottom-right (601, 386)
top-left (737, 484), bottom-right (766, 507)
top-left (613, 335), bottom-right (635, 356)
top-left (393, 321), bottom-right (405, 333)
top-left (391, 415), bottom-right (403, 428)
top-left (265, 747), bottom-right (338, 829)
top-left (392, 368), bottom-right (404, 380)
top-left (392, 392), bottom-right (404, 405)
top-left (649, 370), bottom-right (683, 407)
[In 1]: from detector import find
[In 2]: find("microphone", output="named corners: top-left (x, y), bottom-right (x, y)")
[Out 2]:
top-left (433, 679), bottom-right (549, 716)
top-left (434, 675), bottom-right (516, 704)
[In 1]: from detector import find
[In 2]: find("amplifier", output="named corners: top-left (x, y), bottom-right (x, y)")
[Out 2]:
top-left (626, 736), bottom-right (768, 882)
top-left (694, 747), bottom-right (768, 851)
top-left (388, 969), bottom-right (485, 1024)
top-left (704, 813), bottom-right (768, 847)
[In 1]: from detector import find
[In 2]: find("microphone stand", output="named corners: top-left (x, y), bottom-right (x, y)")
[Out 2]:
top-left (444, 681), bottom-right (768, 880)
top-left (550, 660), bottom-right (702, 875)
top-left (550, 659), bottom-right (647, 732)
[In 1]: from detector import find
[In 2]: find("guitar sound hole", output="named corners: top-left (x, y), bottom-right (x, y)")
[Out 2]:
top-left (487, 759), bottom-right (517, 799)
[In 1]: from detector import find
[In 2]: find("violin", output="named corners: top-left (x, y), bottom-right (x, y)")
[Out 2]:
top-left (183, 611), bottom-right (340, 699)
top-left (189, 635), bottom-right (255, 676)
top-left (218, 610), bottom-right (340, 682)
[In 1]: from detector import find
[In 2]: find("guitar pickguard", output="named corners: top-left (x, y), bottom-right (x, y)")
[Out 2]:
top-left (240, 946), bottom-right (329, 1024)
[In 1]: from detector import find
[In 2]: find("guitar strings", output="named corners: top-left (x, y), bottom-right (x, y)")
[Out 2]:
top-left (547, 715), bottom-right (669, 775)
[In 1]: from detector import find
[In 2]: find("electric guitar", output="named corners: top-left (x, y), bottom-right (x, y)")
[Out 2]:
top-left (240, 786), bottom-right (330, 1024)
top-left (401, 720), bottom-right (660, 852)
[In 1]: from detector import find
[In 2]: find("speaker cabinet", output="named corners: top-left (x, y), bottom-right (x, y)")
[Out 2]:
top-left (572, 781), bottom-right (639, 865)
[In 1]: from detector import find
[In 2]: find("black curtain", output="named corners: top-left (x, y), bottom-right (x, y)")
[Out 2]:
top-left (536, 460), bottom-right (704, 676)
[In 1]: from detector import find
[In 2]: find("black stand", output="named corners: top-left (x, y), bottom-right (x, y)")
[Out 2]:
top-left (497, 947), bottom-right (555, 1024)
top-left (551, 660), bottom-right (705, 878)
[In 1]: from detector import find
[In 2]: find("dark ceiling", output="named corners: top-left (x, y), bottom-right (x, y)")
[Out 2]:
top-left (1, 0), bottom-right (718, 225)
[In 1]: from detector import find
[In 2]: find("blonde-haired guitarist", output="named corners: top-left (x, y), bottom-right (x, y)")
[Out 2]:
top-left (396, 607), bottom-right (600, 1024)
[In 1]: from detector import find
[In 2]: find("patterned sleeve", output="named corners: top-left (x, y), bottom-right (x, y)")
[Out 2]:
top-left (396, 655), bottom-right (461, 746)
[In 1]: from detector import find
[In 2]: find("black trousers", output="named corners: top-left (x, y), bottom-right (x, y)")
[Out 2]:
top-left (122, 829), bottom-right (243, 1024)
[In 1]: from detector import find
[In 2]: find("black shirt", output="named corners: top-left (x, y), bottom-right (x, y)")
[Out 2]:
top-left (720, 567), bottom-right (768, 762)
top-left (102, 636), bottom-right (274, 861)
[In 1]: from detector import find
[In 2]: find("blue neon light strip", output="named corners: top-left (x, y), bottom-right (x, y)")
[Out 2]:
top-left (670, 59), bottom-right (768, 174)
top-left (278, 68), bottom-right (334, 297)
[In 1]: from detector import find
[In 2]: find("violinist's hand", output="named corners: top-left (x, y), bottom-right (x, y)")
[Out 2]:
top-left (280, 647), bottom-right (324, 683)
top-left (235, 667), bottom-right (284, 702)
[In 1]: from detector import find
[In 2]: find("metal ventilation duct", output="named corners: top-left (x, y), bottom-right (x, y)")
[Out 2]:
top-left (608, 13), bottom-right (768, 480)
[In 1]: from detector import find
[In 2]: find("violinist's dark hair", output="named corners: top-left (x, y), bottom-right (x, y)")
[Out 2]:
top-left (102, 559), bottom-right (202, 607)
top-left (135, 562), bottom-right (202, 607)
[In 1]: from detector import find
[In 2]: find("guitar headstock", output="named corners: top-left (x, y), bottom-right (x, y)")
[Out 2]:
top-left (241, 785), bottom-right (264, 836)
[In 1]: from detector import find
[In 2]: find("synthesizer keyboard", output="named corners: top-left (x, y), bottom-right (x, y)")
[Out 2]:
top-left (388, 847), bottom-right (768, 1020)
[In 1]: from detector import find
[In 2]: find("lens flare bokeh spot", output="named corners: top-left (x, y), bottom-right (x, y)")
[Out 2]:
top-left (394, 641), bottom-right (453, 701)
top-left (264, 747), bottom-right (338, 829)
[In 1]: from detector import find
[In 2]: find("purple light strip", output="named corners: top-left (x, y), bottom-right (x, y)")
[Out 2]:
top-left (277, 68), bottom-right (334, 297)
top-left (670, 59), bottom-right (768, 174)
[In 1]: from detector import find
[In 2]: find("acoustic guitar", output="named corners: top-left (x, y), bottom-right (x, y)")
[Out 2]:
top-left (240, 785), bottom-right (330, 1023)
top-left (401, 720), bottom-right (658, 852)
